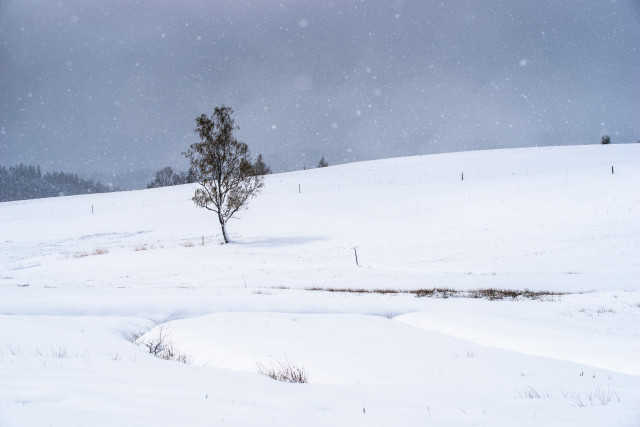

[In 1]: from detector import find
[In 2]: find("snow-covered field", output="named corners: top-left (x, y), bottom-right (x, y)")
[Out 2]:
top-left (1, 145), bottom-right (639, 426)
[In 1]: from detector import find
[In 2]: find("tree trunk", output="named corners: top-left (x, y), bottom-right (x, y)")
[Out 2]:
top-left (218, 213), bottom-right (230, 243)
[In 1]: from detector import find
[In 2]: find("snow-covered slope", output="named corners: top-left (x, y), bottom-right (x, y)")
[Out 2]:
top-left (2, 144), bottom-right (638, 296)
top-left (1, 145), bottom-right (639, 426)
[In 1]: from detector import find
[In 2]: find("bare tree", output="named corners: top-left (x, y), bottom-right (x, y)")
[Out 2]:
top-left (183, 106), bottom-right (264, 243)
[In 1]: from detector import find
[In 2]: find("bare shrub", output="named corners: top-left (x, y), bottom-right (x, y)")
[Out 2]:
top-left (135, 245), bottom-right (148, 251)
top-left (182, 241), bottom-right (195, 247)
top-left (129, 329), bottom-right (146, 343)
top-left (134, 316), bottom-right (189, 364)
top-left (139, 318), bottom-right (171, 355)
top-left (257, 358), bottom-right (308, 383)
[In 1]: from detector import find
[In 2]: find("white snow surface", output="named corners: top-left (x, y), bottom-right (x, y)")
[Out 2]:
top-left (1, 145), bottom-right (639, 426)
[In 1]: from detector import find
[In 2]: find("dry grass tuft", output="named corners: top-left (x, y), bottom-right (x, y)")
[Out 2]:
top-left (73, 248), bottom-right (109, 258)
top-left (571, 387), bottom-right (620, 407)
top-left (517, 385), bottom-right (552, 399)
top-left (257, 359), bottom-right (308, 383)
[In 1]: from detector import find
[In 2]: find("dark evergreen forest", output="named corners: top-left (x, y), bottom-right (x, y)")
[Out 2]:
top-left (0, 164), bottom-right (115, 202)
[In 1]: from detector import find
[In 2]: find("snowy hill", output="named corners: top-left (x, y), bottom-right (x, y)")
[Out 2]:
top-left (1, 145), bottom-right (639, 426)
top-left (2, 144), bottom-right (638, 295)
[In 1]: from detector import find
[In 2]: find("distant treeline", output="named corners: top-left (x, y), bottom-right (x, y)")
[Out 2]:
top-left (147, 167), bottom-right (196, 188)
top-left (0, 164), bottom-right (115, 202)
top-left (147, 155), bottom-right (272, 189)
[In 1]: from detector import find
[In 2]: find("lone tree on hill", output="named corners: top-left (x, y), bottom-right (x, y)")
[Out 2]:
top-left (317, 156), bottom-right (329, 168)
top-left (183, 106), bottom-right (264, 243)
top-left (251, 154), bottom-right (272, 176)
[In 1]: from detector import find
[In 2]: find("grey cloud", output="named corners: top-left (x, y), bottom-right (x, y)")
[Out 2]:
top-left (1, 0), bottom-right (638, 187)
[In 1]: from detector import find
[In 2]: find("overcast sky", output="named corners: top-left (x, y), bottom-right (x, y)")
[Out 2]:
top-left (1, 0), bottom-right (639, 186)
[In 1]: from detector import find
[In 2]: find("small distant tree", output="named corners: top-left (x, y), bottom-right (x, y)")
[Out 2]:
top-left (317, 156), bottom-right (329, 168)
top-left (147, 167), bottom-right (175, 188)
top-left (601, 135), bottom-right (611, 145)
top-left (251, 154), bottom-right (272, 176)
top-left (183, 106), bottom-right (264, 244)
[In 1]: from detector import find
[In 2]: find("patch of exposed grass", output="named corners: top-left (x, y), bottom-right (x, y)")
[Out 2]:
top-left (304, 287), bottom-right (566, 300)
top-left (411, 288), bottom-right (458, 298)
top-left (467, 288), bottom-right (565, 300)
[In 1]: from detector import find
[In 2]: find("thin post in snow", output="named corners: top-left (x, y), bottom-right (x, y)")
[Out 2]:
top-left (91, 204), bottom-right (94, 214)
top-left (298, 184), bottom-right (301, 193)
top-left (202, 236), bottom-right (205, 246)
top-left (611, 166), bottom-right (614, 174)
top-left (461, 172), bottom-right (464, 181)
top-left (353, 247), bottom-right (359, 266)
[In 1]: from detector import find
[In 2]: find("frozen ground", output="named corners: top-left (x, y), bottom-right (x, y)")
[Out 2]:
top-left (1, 145), bottom-right (639, 426)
